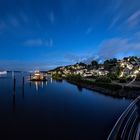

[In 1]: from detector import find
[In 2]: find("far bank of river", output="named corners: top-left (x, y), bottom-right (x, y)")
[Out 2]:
top-left (66, 79), bottom-right (140, 99)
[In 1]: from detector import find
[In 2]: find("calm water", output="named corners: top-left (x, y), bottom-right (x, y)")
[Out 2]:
top-left (0, 72), bottom-right (131, 140)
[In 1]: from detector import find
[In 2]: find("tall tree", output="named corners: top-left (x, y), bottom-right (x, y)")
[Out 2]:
top-left (91, 60), bottom-right (98, 69)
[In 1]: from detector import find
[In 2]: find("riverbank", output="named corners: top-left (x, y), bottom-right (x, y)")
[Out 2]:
top-left (66, 79), bottom-right (140, 99)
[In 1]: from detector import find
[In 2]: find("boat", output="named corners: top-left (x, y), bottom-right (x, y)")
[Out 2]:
top-left (30, 70), bottom-right (47, 81)
top-left (0, 71), bottom-right (7, 75)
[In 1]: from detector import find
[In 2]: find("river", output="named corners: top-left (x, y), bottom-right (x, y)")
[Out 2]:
top-left (0, 72), bottom-right (131, 140)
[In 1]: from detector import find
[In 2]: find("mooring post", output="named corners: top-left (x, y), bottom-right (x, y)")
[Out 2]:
top-left (13, 76), bottom-right (16, 112)
top-left (29, 74), bottom-right (32, 87)
top-left (22, 76), bottom-right (24, 86)
top-left (13, 76), bottom-right (16, 92)
top-left (22, 76), bottom-right (24, 99)
top-left (30, 74), bottom-right (31, 80)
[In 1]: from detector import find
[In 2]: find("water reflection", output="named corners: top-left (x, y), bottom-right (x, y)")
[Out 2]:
top-left (12, 71), bottom-right (14, 78)
top-left (77, 85), bottom-right (83, 92)
top-left (0, 72), bottom-right (7, 78)
top-left (46, 81), bottom-right (48, 86)
top-left (12, 91), bottom-right (16, 112)
top-left (33, 81), bottom-right (48, 91)
top-left (35, 82), bottom-right (39, 91)
top-left (50, 77), bottom-right (52, 83)
top-left (41, 82), bottom-right (43, 88)
top-left (30, 81), bottom-right (31, 87)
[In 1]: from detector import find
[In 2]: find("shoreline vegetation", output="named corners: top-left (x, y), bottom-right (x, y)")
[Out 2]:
top-left (52, 73), bottom-right (140, 99)
top-left (66, 77), bottom-right (140, 99)
top-left (48, 56), bottom-right (140, 99)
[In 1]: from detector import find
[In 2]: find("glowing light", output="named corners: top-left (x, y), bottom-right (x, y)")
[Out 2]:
top-left (119, 71), bottom-right (124, 77)
top-left (127, 65), bottom-right (133, 70)
top-left (120, 63), bottom-right (125, 68)
top-left (134, 70), bottom-right (139, 74)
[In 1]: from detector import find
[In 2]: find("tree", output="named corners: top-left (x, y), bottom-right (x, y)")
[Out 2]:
top-left (104, 58), bottom-right (117, 70)
top-left (91, 60), bottom-right (98, 69)
top-left (79, 62), bottom-right (87, 67)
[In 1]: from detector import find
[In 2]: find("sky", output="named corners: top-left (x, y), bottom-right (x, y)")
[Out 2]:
top-left (0, 0), bottom-right (140, 70)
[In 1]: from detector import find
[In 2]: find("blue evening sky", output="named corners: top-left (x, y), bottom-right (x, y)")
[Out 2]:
top-left (0, 0), bottom-right (140, 70)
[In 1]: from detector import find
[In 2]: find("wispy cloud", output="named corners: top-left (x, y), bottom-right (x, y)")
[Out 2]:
top-left (108, 16), bottom-right (120, 30)
top-left (45, 38), bottom-right (53, 47)
top-left (127, 10), bottom-right (140, 27)
top-left (64, 54), bottom-right (89, 63)
top-left (86, 27), bottom-right (93, 35)
top-left (97, 37), bottom-right (140, 60)
top-left (48, 11), bottom-right (55, 24)
top-left (24, 38), bottom-right (53, 47)
top-left (9, 16), bottom-right (20, 27)
top-left (20, 12), bottom-right (28, 23)
top-left (0, 20), bottom-right (7, 31)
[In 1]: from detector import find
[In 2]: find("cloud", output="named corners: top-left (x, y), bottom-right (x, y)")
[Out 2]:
top-left (108, 16), bottom-right (120, 30)
top-left (9, 16), bottom-right (20, 27)
top-left (108, 0), bottom-right (140, 31)
top-left (20, 12), bottom-right (28, 23)
top-left (80, 37), bottom-right (140, 63)
top-left (127, 10), bottom-right (140, 27)
top-left (0, 20), bottom-right (7, 31)
top-left (86, 27), bottom-right (93, 35)
top-left (24, 38), bottom-right (53, 47)
top-left (48, 11), bottom-right (55, 24)
top-left (64, 54), bottom-right (89, 63)
top-left (45, 38), bottom-right (53, 47)
top-left (97, 37), bottom-right (140, 60)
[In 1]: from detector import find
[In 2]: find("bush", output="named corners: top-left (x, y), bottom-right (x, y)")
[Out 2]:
top-left (66, 74), bottom-right (83, 82)
top-left (126, 77), bottom-right (134, 81)
top-left (108, 73), bottom-right (118, 80)
top-left (136, 73), bottom-right (140, 81)
top-left (52, 73), bottom-right (62, 80)
top-left (119, 78), bottom-right (127, 83)
top-left (82, 79), bottom-right (95, 85)
top-left (95, 76), bottom-right (111, 83)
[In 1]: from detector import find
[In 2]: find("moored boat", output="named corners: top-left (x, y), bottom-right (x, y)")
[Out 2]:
top-left (30, 70), bottom-right (47, 81)
top-left (0, 71), bottom-right (7, 75)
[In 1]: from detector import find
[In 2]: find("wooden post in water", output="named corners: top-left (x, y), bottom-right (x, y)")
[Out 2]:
top-left (30, 74), bottom-right (32, 87)
top-left (30, 74), bottom-right (31, 80)
top-left (13, 76), bottom-right (16, 112)
top-left (22, 76), bottom-right (24, 85)
top-left (13, 76), bottom-right (16, 92)
top-left (22, 77), bottom-right (24, 99)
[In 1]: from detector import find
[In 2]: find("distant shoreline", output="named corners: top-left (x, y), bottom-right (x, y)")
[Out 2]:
top-left (66, 79), bottom-right (140, 99)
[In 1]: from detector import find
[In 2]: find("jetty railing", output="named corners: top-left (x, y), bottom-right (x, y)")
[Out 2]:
top-left (107, 96), bottom-right (140, 140)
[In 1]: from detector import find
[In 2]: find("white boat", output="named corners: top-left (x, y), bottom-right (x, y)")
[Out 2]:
top-left (0, 71), bottom-right (7, 75)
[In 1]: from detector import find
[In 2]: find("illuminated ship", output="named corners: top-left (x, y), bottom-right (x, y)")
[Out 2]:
top-left (30, 70), bottom-right (47, 81)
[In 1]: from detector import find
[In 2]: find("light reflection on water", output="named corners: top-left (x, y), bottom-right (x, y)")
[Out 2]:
top-left (33, 81), bottom-right (48, 91)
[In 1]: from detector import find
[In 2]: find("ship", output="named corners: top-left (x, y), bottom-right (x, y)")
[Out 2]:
top-left (0, 71), bottom-right (7, 75)
top-left (30, 70), bottom-right (47, 81)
